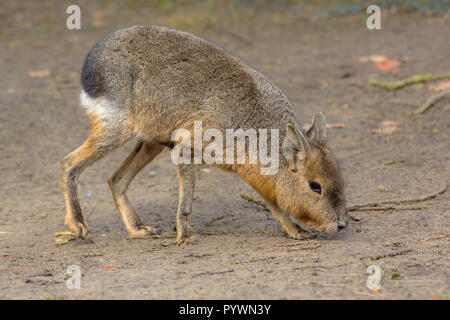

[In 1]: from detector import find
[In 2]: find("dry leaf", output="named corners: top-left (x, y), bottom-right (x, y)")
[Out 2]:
top-left (28, 69), bottom-right (51, 79)
top-left (359, 55), bottom-right (402, 72)
top-left (102, 265), bottom-right (117, 269)
top-left (375, 59), bottom-right (399, 72)
top-left (429, 80), bottom-right (450, 92)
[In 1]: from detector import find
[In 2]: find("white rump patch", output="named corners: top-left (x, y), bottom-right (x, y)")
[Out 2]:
top-left (80, 90), bottom-right (116, 119)
top-left (80, 90), bottom-right (126, 128)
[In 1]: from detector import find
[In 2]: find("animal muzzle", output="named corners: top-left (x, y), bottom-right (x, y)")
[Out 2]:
top-left (337, 220), bottom-right (347, 230)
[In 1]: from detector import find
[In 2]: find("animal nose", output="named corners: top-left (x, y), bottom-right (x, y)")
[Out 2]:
top-left (337, 220), bottom-right (346, 230)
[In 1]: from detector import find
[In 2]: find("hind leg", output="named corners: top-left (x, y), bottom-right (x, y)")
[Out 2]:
top-left (56, 113), bottom-right (131, 244)
top-left (108, 141), bottom-right (164, 238)
top-left (176, 164), bottom-right (196, 245)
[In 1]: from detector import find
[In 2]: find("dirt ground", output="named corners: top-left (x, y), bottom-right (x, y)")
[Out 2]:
top-left (0, 1), bottom-right (449, 299)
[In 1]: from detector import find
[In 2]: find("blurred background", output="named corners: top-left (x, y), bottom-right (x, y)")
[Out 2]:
top-left (0, 0), bottom-right (449, 299)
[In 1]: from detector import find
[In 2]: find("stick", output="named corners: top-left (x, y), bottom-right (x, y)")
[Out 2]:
top-left (193, 227), bottom-right (284, 236)
top-left (286, 245), bottom-right (321, 252)
top-left (277, 241), bottom-right (316, 247)
top-left (348, 206), bottom-right (426, 212)
top-left (192, 269), bottom-right (234, 278)
top-left (414, 90), bottom-right (450, 115)
top-left (369, 73), bottom-right (450, 91)
top-left (348, 184), bottom-right (447, 211)
top-left (360, 249), bottom-right (412, 261)
top-left (240, 192), bottom-right (267, 208)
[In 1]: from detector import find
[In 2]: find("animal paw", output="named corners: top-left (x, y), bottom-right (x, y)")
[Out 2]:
top-left (55, 221), bottom-right (89, 245)
top-left (127, 225), bottom-right (158, 238)
top-left (54, 231), bottom-right (78, 245)
top-left (288, 231), bottom-right (313, 240)
top-left (176, 231), bottom-right (196, 245)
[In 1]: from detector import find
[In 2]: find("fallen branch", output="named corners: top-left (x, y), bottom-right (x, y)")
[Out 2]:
top-left (348, 184), bottom-right (447, 211)
top-left (277, 241), bottom-right (316, 247)
top-left (192, 269), bottom-right (234, 278)
top-left (348, 205), bottom-right (426, 212)
top-left (369, 72), bottom-right (450, 91)
top-left (414, 90), bottom-right (450, 115)
top-left (285, 244), bottom-right (321, 252)
top-left (414, 234), bottom-right (449, 242)
top-left (361, 248), bottom-right (412, 261)
top-left (240, 192), bottom-right (267, 208)
top-left (193, 227), bottom-right (284, 236)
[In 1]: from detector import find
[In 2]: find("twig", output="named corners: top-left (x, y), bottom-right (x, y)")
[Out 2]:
top-left (286, 244), bottom-right (321, 252)
top-left (240, 192), bottom-right (267, 209)
top-left (204, 215), bottom-right (225, 227)
top-left (348, 205), bottom-right (426, 212)
top-left (415, 234), bottom-right (449, 242)
top-left (360, 249), bottom-right (412, 261)
top-left (369, 72), bottom-right (450, 91)
top-left (385, 99), bottom-right (418, 108)
top-left (193, 227), bottom-right (284, 236)
top-left (310, 282), bottom-right (346, 288)
top-left (348, 184), bottom-right (447, 211)
top-left (414, 90), bottom-right (450, 115)
top-left (192, 269), bottom-right (234, 278)
top-left (278, 241), bottom-right (316, 247)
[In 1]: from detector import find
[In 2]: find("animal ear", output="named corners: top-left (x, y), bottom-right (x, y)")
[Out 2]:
top-left (282, 123), bottom-right (311, 170)
top-left (306, 112), bottom-right (327, 145)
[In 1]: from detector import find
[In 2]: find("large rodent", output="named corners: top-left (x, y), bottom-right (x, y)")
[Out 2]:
top-left (56, 25), bottom-right (348, 245)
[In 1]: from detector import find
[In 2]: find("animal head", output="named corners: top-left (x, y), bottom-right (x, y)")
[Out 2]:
top-left (277, 112), bottom-right (348, 237)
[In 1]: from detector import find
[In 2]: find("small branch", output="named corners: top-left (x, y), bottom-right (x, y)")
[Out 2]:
top-left (348, 184), bottom-right (447, 211)
top-left (348, 205), bottom-right (426, 212)
top-left (204, 215), bottom-right (225, 227)
top-left (414, 234), bottom-right (449, 242)
top-left (414, 90), bottom-right (450, 115)
top-left (192, 269), bottom-right (234, 278)
top-left (285, 244), bottom-right (321, 252)
top-left (360, 249), bottom-right (412, 261)
top-left (369, 73), bottom-right (450, 91)
top-left (240, 192), bottom-right (267, 209)
top-left (193, 227), bottom-right (284, 236)
top-left (277, 241), bottom-right (316, 247)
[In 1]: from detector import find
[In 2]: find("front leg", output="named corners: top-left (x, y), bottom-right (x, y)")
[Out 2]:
top-left (176, 164), bottom-right (196, 245)
top-left (264, 199), bottom-right (311, 240)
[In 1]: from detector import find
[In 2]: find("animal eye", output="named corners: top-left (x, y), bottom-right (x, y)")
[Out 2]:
top-left (309, 181), bottom-right (321, 194)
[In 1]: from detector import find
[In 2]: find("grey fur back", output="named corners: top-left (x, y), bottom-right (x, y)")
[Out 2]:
top-left (81, 25), bottom-right (299, 141)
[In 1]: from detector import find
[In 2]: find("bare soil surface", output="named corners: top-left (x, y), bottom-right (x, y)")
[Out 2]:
top-left (0, 1), bottom-right (449, 299)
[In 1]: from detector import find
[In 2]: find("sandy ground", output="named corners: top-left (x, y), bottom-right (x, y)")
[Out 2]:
top-left (0, 1), bottom-right (449, 299)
